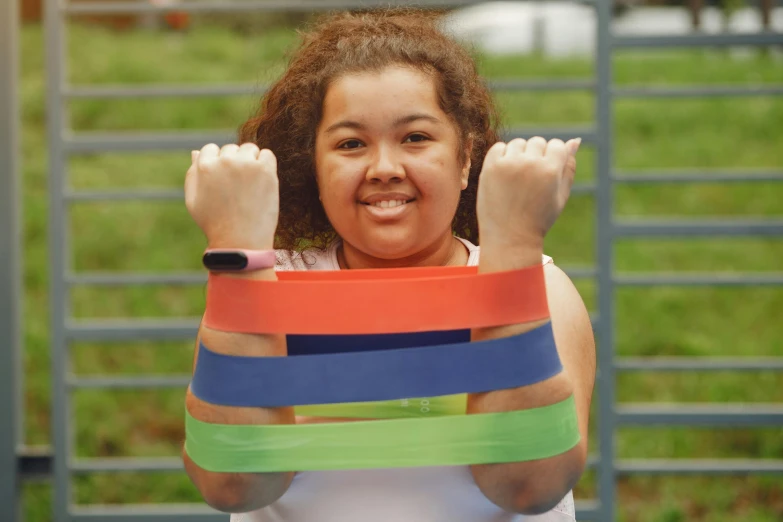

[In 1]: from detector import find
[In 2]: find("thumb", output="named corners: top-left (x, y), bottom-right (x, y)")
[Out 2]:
top-left (564, 155), bottom-right (577, 183)
top-left (567, 138), bottom-right (582, 157)
top-left (184, 164), bottom-right (198, 209)
top-left (560, 155), bottom-right (577, 203)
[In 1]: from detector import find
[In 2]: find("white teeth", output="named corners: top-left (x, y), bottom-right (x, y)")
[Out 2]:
top-left (373, 200), bottom-right (406, 208)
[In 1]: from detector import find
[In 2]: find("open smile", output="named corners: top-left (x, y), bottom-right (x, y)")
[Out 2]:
top-left (359, 198), bottom-right (416, 220)
top-left (360, 198), bottom-right (415, 208)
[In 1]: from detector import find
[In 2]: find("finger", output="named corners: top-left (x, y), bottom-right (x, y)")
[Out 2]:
top-left (257, 148), bottom-right (278, 172)
top-left (544, 139), bottom-right (568, 167)
top-left (191, 150), bottom-right (199, 164)
top-left (505, 138), bottom-right (527, 156)
top-left (220, 143), bottom-right (240, 157)
top-left (237, 142), bottom-right (261, 160)
top-left (484, 141), bottom-right (507, 163)
top-left (198, 143), bottom-right (220, 163)
top-left (525, 136), bottom-right (547, 157)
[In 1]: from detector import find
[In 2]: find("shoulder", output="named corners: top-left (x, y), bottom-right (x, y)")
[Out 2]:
top-left (274, 249), bottom-right (308, 272)
top-left (542, 263), bottom-right (591, 329)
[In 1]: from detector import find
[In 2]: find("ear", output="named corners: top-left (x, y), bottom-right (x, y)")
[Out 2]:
top-left (460, 160), bottom-right (471, 190)
top-left (460, 135), bottom-right (474, 190)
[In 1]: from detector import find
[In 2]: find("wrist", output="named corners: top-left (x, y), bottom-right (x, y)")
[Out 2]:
top-left (207, 237), bottom-right (275, 251)
top-left (478, 236), bottom-right (544, 273)
top-left (202, 246), bottom-right (277, 280)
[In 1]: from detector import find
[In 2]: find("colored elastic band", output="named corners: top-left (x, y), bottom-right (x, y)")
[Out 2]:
top-left (185, 395), bottom-right (579, 472)
top-left (287, 329), bottom-right (470, 356)
top-left (191, 323), bottom-right (561, 407)
top-left (294, 394), bottom-right (466, 419)
top-left (204, 264), bottom-right (548, 335)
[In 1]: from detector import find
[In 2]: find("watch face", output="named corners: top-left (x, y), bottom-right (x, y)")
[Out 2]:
top-left (202, 251), bottom-right (249, 271)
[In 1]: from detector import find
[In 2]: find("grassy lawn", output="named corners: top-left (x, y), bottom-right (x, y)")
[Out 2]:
top-left (18, 20), bottom-right (783, 522)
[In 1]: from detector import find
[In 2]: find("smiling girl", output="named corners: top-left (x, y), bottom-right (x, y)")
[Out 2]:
top-left (183, 8), bottom-right (595, 522)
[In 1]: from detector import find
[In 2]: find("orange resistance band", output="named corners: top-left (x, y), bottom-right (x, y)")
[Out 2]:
top-left (203, 264), bottom-right (549, 335)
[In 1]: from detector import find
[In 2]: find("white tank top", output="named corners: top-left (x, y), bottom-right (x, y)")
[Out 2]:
top-left (231, 238), bottom-right (574, 522)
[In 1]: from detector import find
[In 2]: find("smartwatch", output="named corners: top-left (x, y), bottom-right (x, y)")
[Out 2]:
top-left (202, 249), bottom-right (276, 272)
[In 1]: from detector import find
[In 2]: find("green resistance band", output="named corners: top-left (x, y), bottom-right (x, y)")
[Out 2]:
top-left (294, 394), bottom-right (466, 419)
top-left (185, 395), bottom-right (579, 472)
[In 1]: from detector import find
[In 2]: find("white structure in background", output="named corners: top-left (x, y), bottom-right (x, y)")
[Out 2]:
top-left (441, 1), bottom-right (783, 58)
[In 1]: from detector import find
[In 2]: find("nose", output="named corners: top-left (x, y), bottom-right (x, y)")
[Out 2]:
top-left (366, 144), bottom-right (406, 184)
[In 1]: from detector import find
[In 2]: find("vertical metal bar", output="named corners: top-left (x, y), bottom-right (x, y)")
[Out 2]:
top-left (44, 0), bottom-right (72, 519)
top-left (595, 0), bottom-right (616, 520)
top-left (0, 0), bottom-right (23, 518)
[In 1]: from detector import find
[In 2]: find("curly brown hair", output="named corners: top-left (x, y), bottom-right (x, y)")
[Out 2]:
top-left (238, 8), bottom-right (501, 252)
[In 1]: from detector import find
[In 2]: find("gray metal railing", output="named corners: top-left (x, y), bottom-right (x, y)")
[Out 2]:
top-left (1, 0), bottom-right (23, 519)
top-left (2, 0), bottom-right (782, 521)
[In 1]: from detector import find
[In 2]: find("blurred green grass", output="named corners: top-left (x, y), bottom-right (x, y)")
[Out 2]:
top-left (19, 21), bottom-right (783, 522)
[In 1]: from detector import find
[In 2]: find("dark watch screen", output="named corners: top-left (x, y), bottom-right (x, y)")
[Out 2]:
top-left (202, 252), bottom-right (249, 271)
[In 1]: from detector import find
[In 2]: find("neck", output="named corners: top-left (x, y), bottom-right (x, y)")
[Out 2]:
top-left (338, 234), bottom-right (468, 270)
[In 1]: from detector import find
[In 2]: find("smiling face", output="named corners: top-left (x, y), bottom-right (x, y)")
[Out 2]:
top-left (314, 65), bottom-right (471, 266)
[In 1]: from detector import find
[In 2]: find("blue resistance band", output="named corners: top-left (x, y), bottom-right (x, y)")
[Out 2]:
top-left (190, 322), bottom-right (561, 408)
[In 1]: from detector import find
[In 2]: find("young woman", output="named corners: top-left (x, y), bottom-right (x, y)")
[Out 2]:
top-left (183, 8), bottom-right (596, 522)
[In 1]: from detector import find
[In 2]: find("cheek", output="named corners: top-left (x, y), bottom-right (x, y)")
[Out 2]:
top-left (415, 155), bottom-right (466, 198)
top-left (318, 160), bottom-right (361, 204)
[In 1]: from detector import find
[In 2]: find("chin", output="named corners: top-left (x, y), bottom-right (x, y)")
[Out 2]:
top-left (357, 233), bottom-right (420, 260)
top-left (364, 243), bottom-right (417, 261)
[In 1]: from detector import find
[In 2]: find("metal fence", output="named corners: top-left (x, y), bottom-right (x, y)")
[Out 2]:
top-left (2, 1), bottom-right (783, 521)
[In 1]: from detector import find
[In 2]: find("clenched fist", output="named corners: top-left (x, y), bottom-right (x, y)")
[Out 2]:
top-left (476, 136), bottom-right (580, 251)
top-left (185, 143), bottom-right (280, 250)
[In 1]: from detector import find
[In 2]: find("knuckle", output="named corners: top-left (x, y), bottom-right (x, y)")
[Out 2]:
top-left (200, 157), bottom-right (219, 171)
top-left (217, 155), bottom-right (234, 168)
top-left (258, 149), bottom-right (277, 166)
top-left (542, 160), bottom-right (561, 175)
top-left (517, 154), bottom-right (536, 167)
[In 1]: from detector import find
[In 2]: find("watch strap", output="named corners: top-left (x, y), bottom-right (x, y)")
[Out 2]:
top-left (202, 249), bottom-right (276, 272)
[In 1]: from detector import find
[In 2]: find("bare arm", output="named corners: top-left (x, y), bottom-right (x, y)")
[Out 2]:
top-left (183, 267), bottom-right (296, 513)
top-left (468, 244), bottom-right (596, 515)
top-left (182, 143), bottom-right (291, 512)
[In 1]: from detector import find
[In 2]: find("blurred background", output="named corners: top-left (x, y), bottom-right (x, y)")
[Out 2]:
top-left (2, 0), bottom-right (782, 521)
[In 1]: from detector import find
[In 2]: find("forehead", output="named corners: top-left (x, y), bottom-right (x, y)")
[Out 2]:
top-left (322, 66), bottom-right (443, 122)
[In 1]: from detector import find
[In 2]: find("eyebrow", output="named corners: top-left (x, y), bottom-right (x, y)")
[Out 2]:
top-left (323, 113), bottom-right (442, 135)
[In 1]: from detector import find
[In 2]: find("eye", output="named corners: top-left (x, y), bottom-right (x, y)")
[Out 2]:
top-left (404, 133), bottom-right (429, 143)
top-left (338, 139), bottom-right (363, 150)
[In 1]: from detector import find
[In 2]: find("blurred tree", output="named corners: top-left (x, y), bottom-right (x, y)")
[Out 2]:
top-left (720, 0), bottom-right (744, 30)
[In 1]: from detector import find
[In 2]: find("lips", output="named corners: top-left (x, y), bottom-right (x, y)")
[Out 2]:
top-left (359, 193), bottom-right (416, 221)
